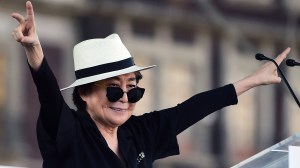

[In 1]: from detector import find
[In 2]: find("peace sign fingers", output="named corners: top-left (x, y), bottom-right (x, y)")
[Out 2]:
top-left (11, 1), bottom-right (39, 46)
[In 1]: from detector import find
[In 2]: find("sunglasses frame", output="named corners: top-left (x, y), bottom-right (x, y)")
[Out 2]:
top-left (106, 86), bottom-right (145, 103)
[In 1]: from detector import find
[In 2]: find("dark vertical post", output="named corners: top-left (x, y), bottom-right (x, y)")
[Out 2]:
top-left (210, 31), bottom-right (225, 167)
top-left (273, 45), bottom-right (286, 143)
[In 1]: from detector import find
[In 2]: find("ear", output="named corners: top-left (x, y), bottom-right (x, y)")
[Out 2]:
top-left (78, 88), bottom-right (88, 102)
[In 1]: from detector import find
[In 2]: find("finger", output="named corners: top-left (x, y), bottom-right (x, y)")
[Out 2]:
top-left (26, 1), bottom-right (35, 22)
top-left (272, 76), bottom-right (281, 83)
top-left (275, 47), bottom-right (291, 65)
top-left (21, 36), bottom-right (36, 45)
top-left (11, 13), bottom-right (25, 24)
top-left (11, 29), bottom-right (24, 42)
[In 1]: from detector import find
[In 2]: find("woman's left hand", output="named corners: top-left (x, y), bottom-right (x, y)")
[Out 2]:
top-left (252, 47), bottom-right (290, 85)
top-left (233, 47), bottom-right (291, 96)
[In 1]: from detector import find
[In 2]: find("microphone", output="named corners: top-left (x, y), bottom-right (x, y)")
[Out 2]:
top-left (255, 53), bottom-right (300, 108)
top-left (286, 59), bottom-right (300, 67)
top-left (255, 53), bottom-right (272, 61)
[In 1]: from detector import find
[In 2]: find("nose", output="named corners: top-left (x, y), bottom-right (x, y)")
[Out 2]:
top-left (119, 92), bottom-right (129, 103)
top-left (119, 86), bottom-right (129, 103)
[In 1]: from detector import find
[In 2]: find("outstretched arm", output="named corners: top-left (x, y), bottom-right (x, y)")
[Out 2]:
top-left (233, 47), bottom-right (291, 96)
top-left (11, 1), bottom-right (43, 71)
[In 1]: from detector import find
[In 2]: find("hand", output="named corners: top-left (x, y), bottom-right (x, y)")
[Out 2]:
top-left (11, 1), bottom-right (43, 71)
top-left (234, 47), bottom-right (291, 96)
top-left (11, 1), bottom-right (40, 47)
top-left (252, 47), bottom-right (291, 85)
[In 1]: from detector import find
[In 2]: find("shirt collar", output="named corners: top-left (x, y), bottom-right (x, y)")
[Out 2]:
top-left (79, 110), bottom-right (139, 167)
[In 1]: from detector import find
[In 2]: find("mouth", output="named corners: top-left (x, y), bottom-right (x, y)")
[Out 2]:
top-left (110, 107), bottom-right (128, 112)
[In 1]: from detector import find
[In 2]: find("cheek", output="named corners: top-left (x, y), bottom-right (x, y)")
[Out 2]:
top-left (85, 92), bottom-right (108, 108)
top-left (129, 104), bottom-right (136, 111)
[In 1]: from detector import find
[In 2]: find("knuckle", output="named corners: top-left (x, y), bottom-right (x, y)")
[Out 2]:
top-left (13, 27), bottom-right (21, 33)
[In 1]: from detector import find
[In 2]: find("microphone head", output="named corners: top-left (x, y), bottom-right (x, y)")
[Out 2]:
top-left (286, 59), bottom-right (296, 67)
top-left (255, 53), bottom-right (268, 61)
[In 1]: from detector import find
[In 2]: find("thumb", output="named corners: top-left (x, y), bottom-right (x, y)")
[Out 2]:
top-left (21, 36), bottom-right (39, 46)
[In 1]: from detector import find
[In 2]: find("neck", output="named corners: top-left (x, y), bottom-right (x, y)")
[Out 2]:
top-left (97, 124), bottom-right (123, 159)
top-left (87, 112), bottom-right (121, 157)
top-left (98, 124), bottom-right (118, 139)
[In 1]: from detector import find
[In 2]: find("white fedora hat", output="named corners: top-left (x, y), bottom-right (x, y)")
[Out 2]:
top-left (60, 34), bottom-right (156, 91)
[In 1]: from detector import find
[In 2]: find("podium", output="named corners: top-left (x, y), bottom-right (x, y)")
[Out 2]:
top-left (232, 133), bottom-right (300, 168)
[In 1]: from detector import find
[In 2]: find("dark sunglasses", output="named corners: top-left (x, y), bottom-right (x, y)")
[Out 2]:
top-left (106, 87), bottom-right (145, 103)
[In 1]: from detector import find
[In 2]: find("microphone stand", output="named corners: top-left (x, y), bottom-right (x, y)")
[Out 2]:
top-left (256, 53), bottom-right (300, 108)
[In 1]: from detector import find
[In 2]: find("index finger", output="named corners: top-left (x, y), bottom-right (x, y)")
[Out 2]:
top-left (11, 13), bottom-right (25, 24)
top-left (275, 47), bottom-right (291, 65)
top-left (26, 1), bottom-right (35, 22)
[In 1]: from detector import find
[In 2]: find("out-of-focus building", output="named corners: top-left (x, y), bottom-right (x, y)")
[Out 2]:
top-left (1, 0), bottom-right (300, 167)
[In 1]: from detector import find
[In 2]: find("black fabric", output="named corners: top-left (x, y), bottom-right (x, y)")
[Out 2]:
top-left (29, 58), bottom-right (238, 168)
top-left (75, 57), bottom-right (135, 79)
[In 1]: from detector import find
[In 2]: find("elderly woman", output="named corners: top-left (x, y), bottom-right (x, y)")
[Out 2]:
top-left (12, 1), bottom-right (290, 168)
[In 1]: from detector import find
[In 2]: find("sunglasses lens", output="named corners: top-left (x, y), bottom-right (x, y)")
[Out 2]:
top-left (106, 87), bottom-right (124, 102)
top-left (106, 87), bottom-right (145, 103)
top-left (127, 88), bottom-right (145, 103)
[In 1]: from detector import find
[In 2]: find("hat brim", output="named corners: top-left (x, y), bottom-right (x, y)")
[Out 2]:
top-left (60, 65), bottom-right (156, 91)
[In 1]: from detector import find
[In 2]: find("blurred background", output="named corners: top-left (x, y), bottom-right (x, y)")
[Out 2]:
top-left (1, 0), bottom-right (300, 167)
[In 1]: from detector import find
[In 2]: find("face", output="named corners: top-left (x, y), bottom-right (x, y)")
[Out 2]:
top-left (80, 73), bottom-right (138, 129)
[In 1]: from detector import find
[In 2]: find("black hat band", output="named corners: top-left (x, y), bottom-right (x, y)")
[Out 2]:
top-left (75, 57), bottom-right (135, 79)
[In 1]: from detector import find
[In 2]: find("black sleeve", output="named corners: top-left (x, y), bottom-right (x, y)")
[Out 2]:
top-left (174, 84), bottom-right (238, 134)
top-left (128, 84), bottom-right (238, 161)
top-left (29, 58), bottom-right (66, 139)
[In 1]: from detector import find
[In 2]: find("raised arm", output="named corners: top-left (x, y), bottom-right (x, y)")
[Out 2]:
top-left (233, 47), bottom-right (291, 96)
top-left (11, 1), bottom-right (43, 71)
top-left (11, 1), bottom-right (70, 139)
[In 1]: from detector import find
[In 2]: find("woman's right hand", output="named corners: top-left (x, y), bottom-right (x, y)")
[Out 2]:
top-left (11, 1), bottom-right (44, 71)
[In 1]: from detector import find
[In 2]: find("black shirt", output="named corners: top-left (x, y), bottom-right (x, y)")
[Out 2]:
top-left (30, 58), bottom-right (238, 168)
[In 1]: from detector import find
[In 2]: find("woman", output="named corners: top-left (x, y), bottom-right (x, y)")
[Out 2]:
top-left (11, 1), bottom-right (291, 168)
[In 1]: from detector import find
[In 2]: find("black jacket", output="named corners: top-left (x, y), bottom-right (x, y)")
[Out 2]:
top-left (30, 58), bottom-right (238, 168)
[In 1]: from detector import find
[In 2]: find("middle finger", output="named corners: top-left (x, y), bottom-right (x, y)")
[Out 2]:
top-left (11, 13), bottom-right (25, 24)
